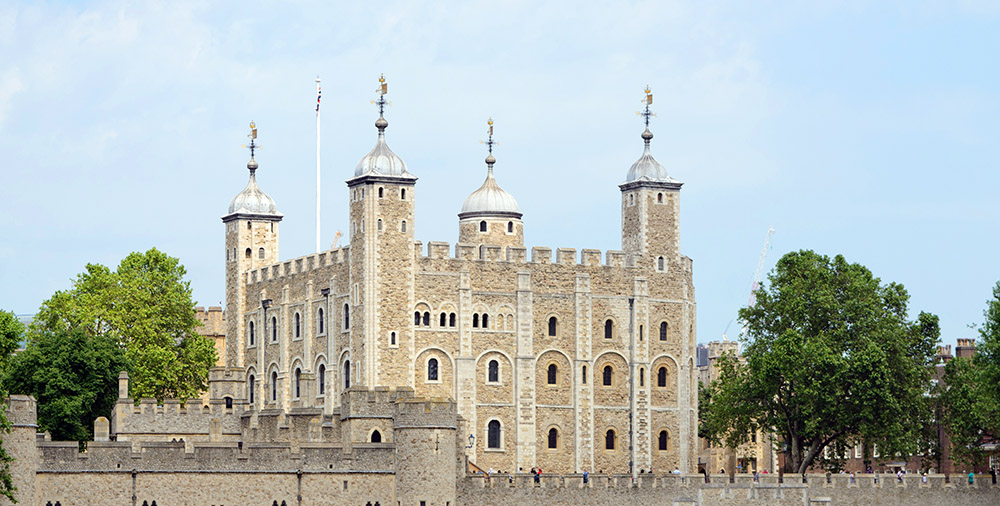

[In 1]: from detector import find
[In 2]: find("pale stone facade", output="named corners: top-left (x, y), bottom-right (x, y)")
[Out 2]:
top-left (220, 98), bottom-right (698, 475)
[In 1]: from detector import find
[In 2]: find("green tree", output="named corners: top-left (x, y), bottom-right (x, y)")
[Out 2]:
top-left (31, 248), bottom-right (216, 401)
top-left (940, 281), bottom-right (1000, 466)
top-left (0, 310), bottom-right (23, 502)
top-left (5, 327), bottom-right (126, 442)
top-left (700, 250), bottom-right (939, 474)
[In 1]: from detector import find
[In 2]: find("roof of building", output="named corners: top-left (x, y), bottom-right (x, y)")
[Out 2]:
top-left (227, 157), bottom-right (283, 217)
top-left (624, 128), bottom-right (680, 184)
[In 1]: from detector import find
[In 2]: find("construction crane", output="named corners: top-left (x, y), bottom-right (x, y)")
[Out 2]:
top-left (722, 226), bottom-right (775, 341)
top-left (330, 231), bottom-right (343, 250)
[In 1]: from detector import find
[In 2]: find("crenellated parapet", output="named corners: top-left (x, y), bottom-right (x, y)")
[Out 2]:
top-left (246, 246), bottom-right (350, 285)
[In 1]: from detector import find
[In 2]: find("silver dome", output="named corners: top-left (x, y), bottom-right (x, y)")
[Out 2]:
top-left (227, 159), bottom-right (282, 216)
top-left (353, 117), bottom-right (413, 178)
top-left (460, 166), bottom-right (521, 218)
top-left (625, 129), bottom-right (679, 184)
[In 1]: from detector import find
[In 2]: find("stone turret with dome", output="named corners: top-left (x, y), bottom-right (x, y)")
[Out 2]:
top-left (224, 122), bottom-right (283, 220)
top-left (458, 118), bottom-right (524, 251)
top-left (351, 74), bottom-right (416, 181)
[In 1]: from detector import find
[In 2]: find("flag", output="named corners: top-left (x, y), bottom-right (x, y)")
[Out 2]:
top-left (316, 86), bottom-right (322, 113)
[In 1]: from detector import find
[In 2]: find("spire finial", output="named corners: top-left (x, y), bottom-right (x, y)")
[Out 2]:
top-left (371, 73), bottom-right (390, 133)
top-left (480, 117), bottom-right (497, 168)
top-left (637, 86), bottom-right (656, 146)
top-left (241, 121), bottom-right (261, 174)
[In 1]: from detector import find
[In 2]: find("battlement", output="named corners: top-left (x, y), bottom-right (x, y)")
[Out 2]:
top-left (6, 395), bottom-right (37, 427)
top-left (707, 339), bottom-right (740, 358)
top-left (340, 386), bottom-right (416, 420)
top-left (412, 241), bottom-right (687, 271)
top-left (246, 246), bottom-right (350, 285)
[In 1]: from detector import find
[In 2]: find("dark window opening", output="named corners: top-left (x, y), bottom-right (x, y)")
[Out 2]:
top-left (507, 221), bottom-right (513, 233)
top-left (488, 360), bottom-right (499, 382)
top-left (482, 314), bottom-right (489, 328)
top-left (604, 319), bottom-right (613, 339)
top-left (547, 364), bottom-right (557, 385)
top-left (603, 365), bottom-right (613, 386)
top-left (344, 304), bottom-right (351, 329)
top-left (472, 314), bottom-right (479, 328)
top-left (371, 430), bottom-right (382, 443)
top-left (249, 321), bottom-right (255, 345)
top-left (390, 332), bottom-right (396, 345)
top-left (605, 430), bottom-right (615, 450)
top-left (488, 420), bottom-right (501, 448)
top-left (582, 365), bottom-right (587, 384)
top-left (294, 313), bottom-right (300, 338)
top-left (548, 428), bottom-right (558, 449)
top-left (479, 220), bottom-right (487, 232)
top-left (427, 358), bottom-right (439, 381)
top-left (449, 313), bottom-right (456, 327)
top-left (225, 396), bottom-right (233, 409)
top-left (415, 311), bottom-right (421, 325)
top-left (248, 375), bottom-right (255, 404)
top-left (294, 368), bottom-right (301, 398)
top-left (639, 325), bottom-right (643, 341)
top-left (271, 371), bottom-right (278, 402)
top-left (548, 317), bottom-right (557, 337)
top-left (421, 311), bottom-right (429, 326)
top-left (657, 367), bottom-right (667, 387)
top-left (344, 361), bottom-right (351, 389)
top-left (245, 247), bottom-right (251, 259)
top-left (440, 312), bottom-right (446, 327)
top-left (639, 368), bottom-right (644, 386)
top-left (318, 308), bottom-right (325, 334)
top-left (318, 364), bottom-right (326, 394)
top-left (271, 316), bottom-right (277, 342)
top-left (378, 187), bottom-right (384, 198)
top-left (659, 430), bottom-right (668, 451)
top-left (659, 322), bottom-right (667, 341)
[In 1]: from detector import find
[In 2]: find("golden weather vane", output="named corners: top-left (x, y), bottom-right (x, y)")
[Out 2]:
top-left (370, 73), bottom-right (391, 114)
top-left (480, 117), bottom-right (498, 155)
top-left (242, 121), bottom-right (261, 157)
top-left (636, 85), bottom-right (656, 128)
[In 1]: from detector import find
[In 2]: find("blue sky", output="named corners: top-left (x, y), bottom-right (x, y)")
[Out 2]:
top-left (1, 1), bottom-right (997, 348)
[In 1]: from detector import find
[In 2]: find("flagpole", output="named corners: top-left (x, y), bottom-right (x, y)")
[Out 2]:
top-left (315, 76), bottom-right (321, 253)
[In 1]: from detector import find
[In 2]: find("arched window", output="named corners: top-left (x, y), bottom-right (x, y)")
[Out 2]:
top-left (415, 311), bottom-right (421, 326)
top-left (271, 316), bottom-right (277, 342)
top-left (658, 430), bottom-right (669, 451)
top-left (449, 313), bottom-right (456, 327)
top-left (604, 319), bottom-right (613, 339)
top-left (657, 256), bottom-right (665, 271)
top-left (225, 396), bottom-right (233, 409)
top-left (245, 247), bottom-right (251, 259)
top-left (427, 358), bottom-right (439, 381)
top-left (378, 187), bottom-right (384, 198)
top-left (248, 375), bottom-right (255, 404)
top-left (603, 365), bottom-right (613, 386)
top-left (248, 321), bottom-right (255, 346)
top-left (401, 220), bottom-right (407, 232)
top-left (440, 312), bottom-right (446, 327)
top-left (547, 364), bottom-right (558, 385)
top-left (344, 304), bottom-right (351, 329)
top-left (401, 188), bottom-right (406, 200)
top-left (377, 219), bottom-right (383, 232)
top-left (371, 430), bottom-right (382, 443)
top-left (657, 367), bottom-right (667, 387)
top-left (605, 429), bottom-right (615, 450)
top-left (548, 317), bottom-right (557, 337)
top-left (390, 331), bottom-right (396, 345)
top-left (258, 247), bottom-right (265, 259)
top-left (318, 364), bottom-right (326, 395)
top-left (479, 220), bottom-right (487, 232)
top-left (659, 322), bottom-right (667, 341)
top-left (472, 314), bottom-right (479, 328)
top-left (482, 314), bottom-right (489, 328)
top-left (487, 420), bottom-right (501, 449)
top-left (639, 367), bottom-right (644, 386)
top-left (294, 368), bottom-right (301, 398)
top-left (344, 361), bottom-right (351, 389)
top-left (582, 365), bottom-right (587, 384)
top-left (421, 311), bottom-right (429, 326)
top-left (507, 221), bottom-right (513, 233)
top-left (488, 360), bottom-right (499, 383)
top-left (548, 428), bottom-right (558, 449)
top-left (294, 313), bottom-right (300, 338)
top-left (271, 371), bottom-right (278, 402)
top-left (318, 308), bottom-right (325, 334)
top-left (657, 192), bottom-right (663, 203)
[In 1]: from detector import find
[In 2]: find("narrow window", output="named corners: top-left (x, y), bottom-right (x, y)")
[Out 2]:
top-left (488, 360), bottom-right (499, 382)
top-left (271, 371), bottom-right (278, 402)
top-left (639, 367), bottom-right (645, 386)
top-left (639, 325), bottom-right (643, 341)
top-left (658, 430), bottom-right (668, 451)
top-left (344, 361), bottom-right (351, 389)
top-left (449, 313), bottom-right (456, 327)
top-left (487, 420), bottom-right (501, 449)
top-left (318, 364), bottom-right (326, 395)
top-left (401, 220), bottom-right (407, 232)
top-left (371, 430), bottom-right (382, 443)
top-left (507, 221), bottom-right (513, 233)
top-left (245, 247), bottom-right (251, 259)
top-left (440, 312), bottom-right (446, 327)
top-left (378, 187), bottom-right (383, 198)
top-left (582, 365), bottom-right (587, 384)
top-left (247, 222), bottom-right (252, 230)
top-left (225, 396), bottom-right (233, 409)
top-left (657, 256), bottom-right (665, 271)
top-left (657, 367), bottom-right (667, 387)
top-left (415, 311), bottom-right (422, 326)
top-left (344, 304), bottom-right (350, 329)
top-left (318, 308), bottom-right (325, 334)
top-left (604, 319), bottom-right (613, 339)
top-left (390, 331), bottom-right (396, 345)
top-left (271, 316), bottom-right (277, 342)
top-left (294, 313), bottom-right (300, 338)
top-left (548, 316), bottom-right (557, 337)
top-left (547, 364), bottom-right (557, 385)
top-left (248, 375), bottom-right (255, 404)
top-left (479, 220), bottom-right (487, 232)
top-left (258, 247), bottom-right (265, 259)
top-left (422, 311), bottom-right (429, 326)
top-left (427, 358), bottom-right (438, 381)
top-left (401, 188), bottom-right (406, 200)
top-left (605, 430), bottom-right (615, 450)
top-left (603, 365), bottom-right (613, 386)
top-left (377, 219), bottom-right (383, 231)
top-left (482, 314), bottom-right (489, 328)
top-left (294, 368), bottom-right (301, 398)
top-left (657, 192), bottom-right (663, 203)
top-left (659, 322), bottom-right (667, 341)
top-left (473, 314), bottom-right (479, 328)
top-left (548, 428), bottom-right (558, 449)
top-left (249, 321), bottom-right (255, 345)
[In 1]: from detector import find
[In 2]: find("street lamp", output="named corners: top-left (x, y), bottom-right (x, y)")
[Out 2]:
top-left (466, 434), bottom-right (475, 449)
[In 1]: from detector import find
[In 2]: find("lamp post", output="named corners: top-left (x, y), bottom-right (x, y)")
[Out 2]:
top-left (466, 434), bottom-right (475, 449)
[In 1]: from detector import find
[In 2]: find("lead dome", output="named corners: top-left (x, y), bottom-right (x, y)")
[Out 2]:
top-left (227, 157), bottom-right (282, 217)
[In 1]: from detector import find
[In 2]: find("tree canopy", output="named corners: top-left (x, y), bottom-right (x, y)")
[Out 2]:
top-left (0, 310), bottom-right (22, 502)
top-left (699, 250), bottom-right (939, 473)
top-left (940, 280), bottom-right (1000, 465)
top-left (28, 248), bottom-right (216, 401)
